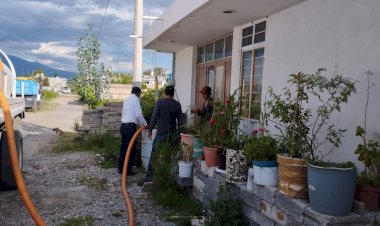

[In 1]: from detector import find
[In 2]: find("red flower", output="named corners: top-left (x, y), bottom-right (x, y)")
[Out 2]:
top-left (258, 127), bottom-right (265, 134)
top-left (252, 129), bottom-right (258, 136)
top-left (209, 117), bottom-right (215, 126)
top-left (225, 99), bottom-right (231, 105)
top-left (219, 111), bottom-right (225, 116)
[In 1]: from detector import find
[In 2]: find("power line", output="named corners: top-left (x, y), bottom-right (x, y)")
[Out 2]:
top-left (97, 0), bottom-right (111, 39)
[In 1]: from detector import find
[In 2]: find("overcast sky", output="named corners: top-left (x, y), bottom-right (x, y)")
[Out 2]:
top-left (0, 0), bottom-right (174, 73)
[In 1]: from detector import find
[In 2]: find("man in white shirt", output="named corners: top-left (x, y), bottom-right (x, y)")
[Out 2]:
top-left (118, 87), bottom-right (147, 175)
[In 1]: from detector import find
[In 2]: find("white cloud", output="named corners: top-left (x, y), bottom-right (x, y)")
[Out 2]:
top-left (31, 42), bottom-right (76, 60)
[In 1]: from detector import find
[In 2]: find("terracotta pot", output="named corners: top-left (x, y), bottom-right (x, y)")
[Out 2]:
top-left (355, 185), bottom-right (380, 211)
top-left (277, 154), bottom-right (308, 198)
top-left (180, 133), bottom-right (193, 147)
top-left (204, 147), bottom-right (219, 167)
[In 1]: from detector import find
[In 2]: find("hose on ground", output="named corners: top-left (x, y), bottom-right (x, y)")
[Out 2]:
top-left (122, 125), bottom-right (146, 226)
top-left (0, 92), bottom-right (46, 226)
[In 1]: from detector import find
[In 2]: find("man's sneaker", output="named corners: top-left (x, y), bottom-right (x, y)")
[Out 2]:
top-left (137, 177), bottom-right (153, 186)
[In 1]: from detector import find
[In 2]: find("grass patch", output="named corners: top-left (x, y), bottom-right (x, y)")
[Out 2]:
top-left (151, 141), bottom-right (203, 224)
top-left (58, 216), bottom-right (94, 226)
top-left (52, 132), bottom-right (120, 168)
top-left (43, 89), bottom-right (58, 100)
top-left (39, 102), bottom-right (60, 111)
top-left (111, 211), bottom-right (123, 217)
top-left (78, 177), bottom-right (107, 190)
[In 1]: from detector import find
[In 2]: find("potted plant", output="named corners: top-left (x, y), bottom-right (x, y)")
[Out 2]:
top-left (354, 71), bottom-right (380, 211)
top-left (265, 68), bottom-right (357, 214)
top-left (178, 141), bottom-right (194, 178)
top-left (243, 128), bottom-right (279, 186)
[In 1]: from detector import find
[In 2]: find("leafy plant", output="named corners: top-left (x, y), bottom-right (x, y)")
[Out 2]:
top-left (242, 128), bottom-right (278, 165)
top-left (140, 88), bottom-right (164, 123)
top-left (42, 89), bottom-right (58, 100)
top-left (206, 187), bottom-right (249, 226)
top-left (75, 24), bottom-right (110, 109)
top-left (197, 89), bottom-right (241, 149)
top-left (265, 69), bottom-right (356, 161)
top-left (354, 71), bottom-right (380, 186)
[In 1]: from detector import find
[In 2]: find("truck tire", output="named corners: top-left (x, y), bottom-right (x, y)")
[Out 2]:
top-left (0, 130), bottom-right (23, 190)
top-left (32, 98), bottom-right (37, 112)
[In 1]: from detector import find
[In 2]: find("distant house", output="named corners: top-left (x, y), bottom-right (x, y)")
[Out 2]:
top-left (47, 77), bottom-right (67, 92)
top-left (143, 0), bottom-right (380, 168)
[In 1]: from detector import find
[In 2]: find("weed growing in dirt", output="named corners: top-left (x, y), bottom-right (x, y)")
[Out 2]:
top-left (58, 215), bottom-right (94, 226)
top-left (53, 132), bottom-right (120, 168)
top-left (43, 90), bottom-right (58, 100)
top-left (151, 141), bottom-right (203, 224)
top-left (111, 211), bottom-right (123, 217)
top-left (78, 177), bottom-right (107, 190)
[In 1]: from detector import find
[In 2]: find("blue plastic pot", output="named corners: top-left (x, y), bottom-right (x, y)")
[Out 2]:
top-left (308, 164), bottom-right (356, 216)
top-left (252, 160), bottom-right (278, 167)
top-left (192, 136), bottom-right (204, 158)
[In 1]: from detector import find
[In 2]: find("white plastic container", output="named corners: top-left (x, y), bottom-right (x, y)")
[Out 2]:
top-left (141, 129), bottom-right (156, 171)
top-left (178, 161), bottom-right (193, 178)
top-left (253, 165), bottom-right (279, 186)
top-left (247, 168), bottom-right (254, 190)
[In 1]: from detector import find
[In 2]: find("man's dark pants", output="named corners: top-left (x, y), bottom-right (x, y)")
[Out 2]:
top-left (146, 130), bottom-right (179, 179)
top-left (118, 123), bottom-right (137, 173)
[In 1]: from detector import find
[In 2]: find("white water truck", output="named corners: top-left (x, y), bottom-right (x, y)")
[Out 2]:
top-left (0, 49), bottom-right (25, 190)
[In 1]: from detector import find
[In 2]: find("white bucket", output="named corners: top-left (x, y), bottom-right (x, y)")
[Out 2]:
top-left (247, 168), bottom-right (254, 190)
top-left (141, 129), bottom-right (156, 171)
top-left (253, 165), bottom-right (279, 186)
top-left (178, 161), bottom-right (193, 178)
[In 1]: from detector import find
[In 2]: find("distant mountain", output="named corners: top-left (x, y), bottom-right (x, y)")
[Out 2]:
top-left (0, 55), bottom-right (76, 79)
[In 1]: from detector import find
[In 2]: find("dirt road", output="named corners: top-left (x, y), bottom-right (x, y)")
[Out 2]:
top-left (0, 93), bottom-right (174, 225)
top-left (19, 94), bottom-right (84, 158)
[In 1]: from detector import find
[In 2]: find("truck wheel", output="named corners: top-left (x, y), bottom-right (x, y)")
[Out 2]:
top-left (0, 130), bottom-right (23, 190)
top-left (32, 98), bottom-right (37, 112)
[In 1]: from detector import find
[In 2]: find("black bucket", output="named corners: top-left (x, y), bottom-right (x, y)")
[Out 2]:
top-left (308, 164), bottom-right (356, 216)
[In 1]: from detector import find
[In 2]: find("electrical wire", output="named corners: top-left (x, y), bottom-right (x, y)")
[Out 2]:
top-left (97, 0), bottom-right (111, 39)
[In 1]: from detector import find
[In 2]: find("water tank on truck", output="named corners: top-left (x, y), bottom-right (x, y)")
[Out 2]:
top-left (16, 79), bottom-right (41, 112)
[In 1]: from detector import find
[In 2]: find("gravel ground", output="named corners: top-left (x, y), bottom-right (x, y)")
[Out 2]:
top-left (0, 151), bottom-right (176, 226)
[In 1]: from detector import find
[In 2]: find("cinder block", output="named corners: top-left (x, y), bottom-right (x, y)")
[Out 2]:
top-left (193, 176), bottom-right (206, 192)
top-left (176, 175), bottom-right (193, 187)
top-left (240, 188), bottom-right (262, 211)
top-left (251, 208), bottom-right (275, 226)
top-left (274, 192), bottom-right (308, 221)
top-left (253, 183), bottom-right (278, 204)
top-left (201, 160), bottom-right (215, 177)
top-left (304, 207), bottom-right (374, 226)
top-left (205, 177), bottom-right (220, 201)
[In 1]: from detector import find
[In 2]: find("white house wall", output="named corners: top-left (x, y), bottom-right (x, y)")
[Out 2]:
top-left (262, 0), bottom-right (380, 168)
top-left (174, 46), bottom-right (196, 119)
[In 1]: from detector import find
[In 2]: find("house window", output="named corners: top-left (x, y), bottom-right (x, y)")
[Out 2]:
top-left (197, 46), bottom-right (205, 63)
top-left (225, 35), bottom-right (233, 57)
top-left (240, 20), bottom-right (266, 120)
top-left (197, 34), bottom-right (233, 64)
top-left (205, 42), bottom-right (214, 62)
top-left (214, 38), bottom-right (224, 60)
top-left (242, 26), bottom-right (253, 47)
top-left (254, 21), bottom-right (266, 44)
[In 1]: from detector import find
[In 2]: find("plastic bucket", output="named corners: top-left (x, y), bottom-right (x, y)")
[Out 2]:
top-left (308, 164), bottom-right (356, 216)
top-left (192, 136), bottom-right (204, 158)
top-left (226, 149), bottom-right (247, 183)
top-left (178, 161), bottom-right (193, 178)
top-left (141, 129), bottom-right (156, 171)
top-left (277, 154), bottom-right (307, 198)
top-left (253, 160), bottom-right (279, 186)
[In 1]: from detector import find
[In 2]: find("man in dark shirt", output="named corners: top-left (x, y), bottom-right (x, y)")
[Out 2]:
top-left (139, 85), bottom-right (182, 185)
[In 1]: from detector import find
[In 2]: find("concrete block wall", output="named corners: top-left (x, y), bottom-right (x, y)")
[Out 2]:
top-left (79, 102), bottom-right (123, 138)
top-left (192, 159), bottom-right (379, 226)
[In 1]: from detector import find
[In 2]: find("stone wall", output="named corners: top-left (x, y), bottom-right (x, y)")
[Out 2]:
top-left (78, 102), bottom-right (123, 138)
top-left (192, 159), bottom-right (380, 226)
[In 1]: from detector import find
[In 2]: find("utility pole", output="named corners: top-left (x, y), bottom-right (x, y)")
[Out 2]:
top-left (132, 0), bottom-right (143, 88)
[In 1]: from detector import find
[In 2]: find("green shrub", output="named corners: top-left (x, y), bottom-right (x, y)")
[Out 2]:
top-left (42, 89), bottom-right (58, 100)
top-left (58, 216), bottom-right (94, 226)
top-left (53, 132), bottom-right (120, 169)
top-left (151, 141), bottom-right (203, 222)
top-left (206, 187), bottom-right (249, 226)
